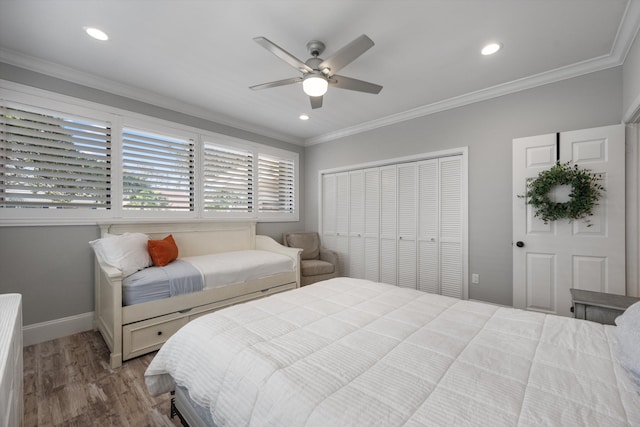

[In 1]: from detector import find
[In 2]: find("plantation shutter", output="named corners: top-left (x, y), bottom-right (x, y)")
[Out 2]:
top-left (203, 143), bottom-right (253, 213)
top-left (122, 128), bottom-right (194, 211)
top-left (0, 104), bottom-right (111, 209)
top-left (257, 153), bottom-right (295, 214)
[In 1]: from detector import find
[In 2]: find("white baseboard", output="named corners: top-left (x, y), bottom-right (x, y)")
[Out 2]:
top-left (22, 311), bottom-right (94, 347)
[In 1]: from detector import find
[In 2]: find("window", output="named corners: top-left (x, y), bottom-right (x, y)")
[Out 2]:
top-left (0, 85), bottom-right (299, 224)
top-left (0, 103), bottom-right (111, 211)
top-left (122, 127), bottom-right (194, 212)
top-left (257, 153), bottom-right (295, 215)
top-left (202, 142), bottom-right (253, 215)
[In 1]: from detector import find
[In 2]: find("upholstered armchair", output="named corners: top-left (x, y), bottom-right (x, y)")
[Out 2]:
top-left (283, 232), bottom-right (339, 286)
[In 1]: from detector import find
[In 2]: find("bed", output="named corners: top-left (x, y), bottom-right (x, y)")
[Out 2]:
top-left (92, 221), bottom-right (302, 368)
top-left (145, 277), bottom-right (640, 427)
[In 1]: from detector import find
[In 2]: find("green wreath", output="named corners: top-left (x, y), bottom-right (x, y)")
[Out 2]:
top-left (520, 162), bottom-right (604, 225)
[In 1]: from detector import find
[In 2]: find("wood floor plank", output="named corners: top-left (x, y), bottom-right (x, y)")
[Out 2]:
top-left (23, 330), bottom-right (182, 427)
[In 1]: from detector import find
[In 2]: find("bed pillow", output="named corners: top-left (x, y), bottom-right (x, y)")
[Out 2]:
top-left (613, 301), bottom-right (640, 392)
top-left (89, 232), bottom-right (152, 277)
top-left (148, 234), bottom-right (179, 267)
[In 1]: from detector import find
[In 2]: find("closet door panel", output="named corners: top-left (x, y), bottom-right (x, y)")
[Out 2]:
top-left (335, 172), bottom-right (350, 276)
top-left (418, 159), bottom-right (439, 293)
top-left (397, 163), bottom-right (417, 289)
top-left (439, 156), bottom-right (463, 298)
top-left (349, 171), bottom-right (365, 279)
top-left (364, 168), bottom-right (380, 282)
top-left (322, 174), bottom-right (337, 251)
top-left (379, 166), bottom-right (397, 285)
top-left (380, 238), bottom-right (398, 285)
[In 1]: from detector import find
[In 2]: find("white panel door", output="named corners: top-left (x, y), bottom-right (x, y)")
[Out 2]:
top-left (418, 159), bottom-right (439, 293)
top-left (397, 163), bottom-right (417, 288)
top-left (321, 174), bottom-right (337, 252)
top-left (513, 124), bottom-right (625, 317)
top-left (439, 156), bottom-right (464, 298)
top-left (349, 170), bottom-right (365, 279)
top-left (335, 172), bottom-right (350, 277)
top-left (363, 168), bottom-right (380, 282)
top-left (379, 165), bottom-right (398, 285)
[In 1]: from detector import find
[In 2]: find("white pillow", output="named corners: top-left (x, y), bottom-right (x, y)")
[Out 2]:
top-left (613, 300), bottom-right (640, 392)
top-left (90, 232), bottom-right (152, 277)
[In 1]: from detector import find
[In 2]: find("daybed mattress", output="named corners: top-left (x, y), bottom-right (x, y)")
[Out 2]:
top-left (123, 250), bottom-right (294, 306)
top-left (123, 259), bottom-right (203, 306)
top-left (145, 278), bottom-right (640, 426)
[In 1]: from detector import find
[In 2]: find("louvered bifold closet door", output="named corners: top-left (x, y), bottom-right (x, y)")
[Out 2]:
top-left (348, 170), bottom-right (365, 279)
top-left (418, 159), bottom-right (439, 294)
top-left (322, 174), bottom-right (338, 252)
top-left (363, 168), bottom-right (380, 282)
top-left (0, 104), bottom-right (112, 209)
top-left (397, 163), bottom-right (417, 289)
top-left (379, 165), bottom-right (398, 285)
top-left (202, 143), bottom-right (253, 215)
top-left (439, 156), bottom-right (463, 298)
top-left (335, 172), bottom-right (350, 277)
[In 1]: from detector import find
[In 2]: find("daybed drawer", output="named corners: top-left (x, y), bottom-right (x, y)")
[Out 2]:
top-left (188, 281), bottom-right (298, 321)
top-left (123, 313), bottom-right (188, 361)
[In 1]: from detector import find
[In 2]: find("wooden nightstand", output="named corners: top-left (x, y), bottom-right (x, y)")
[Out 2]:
top-left (570, 288), bottom-right (640, 325)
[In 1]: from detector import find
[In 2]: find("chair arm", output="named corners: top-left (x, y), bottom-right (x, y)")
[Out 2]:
top-left (319, 247), bottom-right (339, 268)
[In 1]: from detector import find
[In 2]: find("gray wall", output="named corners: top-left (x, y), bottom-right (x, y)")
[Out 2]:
top-left (0, 63), bottom-right (305, 326)
top-left (623, 29), bottom-right (640, 120)
top-left (304, 67), bottom-right (623, 306)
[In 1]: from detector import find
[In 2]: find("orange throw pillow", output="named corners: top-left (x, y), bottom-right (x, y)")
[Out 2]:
top-left (148, 234), bottom-right (179, 266)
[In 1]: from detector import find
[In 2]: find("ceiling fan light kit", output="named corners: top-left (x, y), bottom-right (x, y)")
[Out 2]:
top-left (250, 34), bottom-right (383, 109)
top-left (302, 74), bottom-right (328, 97)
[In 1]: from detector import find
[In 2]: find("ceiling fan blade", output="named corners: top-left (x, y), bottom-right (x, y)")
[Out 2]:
top-left (253, 37), bottom-right (313, 73)
top-left (329, 75), bottom-right (382, 94)
top-left (249, 77), bottom-right (303, 91)
top-left (318, 34), bottom-right (375, 75)
top-left (310, 96), bottom-right (323, 109)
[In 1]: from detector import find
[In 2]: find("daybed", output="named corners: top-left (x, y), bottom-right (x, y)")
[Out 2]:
top-left (93, 221), bottom-right (301, 369)
top-left (145, 277), bottom-right (640, 427)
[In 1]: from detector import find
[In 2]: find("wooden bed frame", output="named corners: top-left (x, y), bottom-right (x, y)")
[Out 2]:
top-left (93, 221), bottom-right (301, 369)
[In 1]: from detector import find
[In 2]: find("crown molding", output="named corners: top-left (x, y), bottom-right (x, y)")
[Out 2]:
top-left (304, 54), bottom-right (619, 146)
top-left (0, 48), bottom-right (304, 146)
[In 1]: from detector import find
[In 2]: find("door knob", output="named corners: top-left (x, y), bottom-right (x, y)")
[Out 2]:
top-left (516, 241), bottom-right (525, 248)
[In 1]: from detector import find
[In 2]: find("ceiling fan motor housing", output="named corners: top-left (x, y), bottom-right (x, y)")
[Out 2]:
top-left (306, 40), bottom-right (326, 57)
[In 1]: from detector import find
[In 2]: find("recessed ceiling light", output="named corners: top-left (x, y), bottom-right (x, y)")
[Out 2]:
top-left (299, 114), bottom-right (309, 121)
top-left (85, 27), bottom-right (109, 41)
top-left (481, 42), bottom-right (502, 56)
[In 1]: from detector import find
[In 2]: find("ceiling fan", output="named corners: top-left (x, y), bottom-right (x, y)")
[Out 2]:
top-left (249, 34), bottom-right (383, 109)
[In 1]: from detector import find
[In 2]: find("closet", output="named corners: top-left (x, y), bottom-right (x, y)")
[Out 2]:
top-left (321, 154), bottom-right (465, 298)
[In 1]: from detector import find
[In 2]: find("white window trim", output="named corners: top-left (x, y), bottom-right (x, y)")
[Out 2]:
top-left (0, 80), bottom-right (299, 225)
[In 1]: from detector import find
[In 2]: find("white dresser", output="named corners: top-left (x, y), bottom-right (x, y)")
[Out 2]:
top-left (0, 294), bottom-right (23, 427)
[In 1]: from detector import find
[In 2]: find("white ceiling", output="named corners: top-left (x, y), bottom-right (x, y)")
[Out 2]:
top-left (0, 0), bottom-right (639, 146)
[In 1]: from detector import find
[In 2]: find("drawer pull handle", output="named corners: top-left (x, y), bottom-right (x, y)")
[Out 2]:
top-left (261, 288), bottom-right (271, 293)
top-left (157, 331), bottom-right (163, 336)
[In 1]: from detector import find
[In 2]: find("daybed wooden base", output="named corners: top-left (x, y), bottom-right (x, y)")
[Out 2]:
top-left (94, 221), bottom-right (301, 369)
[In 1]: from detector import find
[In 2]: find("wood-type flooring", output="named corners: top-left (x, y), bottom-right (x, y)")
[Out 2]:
top-left (23, 330), bottom-right (181, 427)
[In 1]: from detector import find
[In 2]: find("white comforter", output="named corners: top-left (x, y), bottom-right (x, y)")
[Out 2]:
top-left (145, 278), bottom-right (640, 426)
